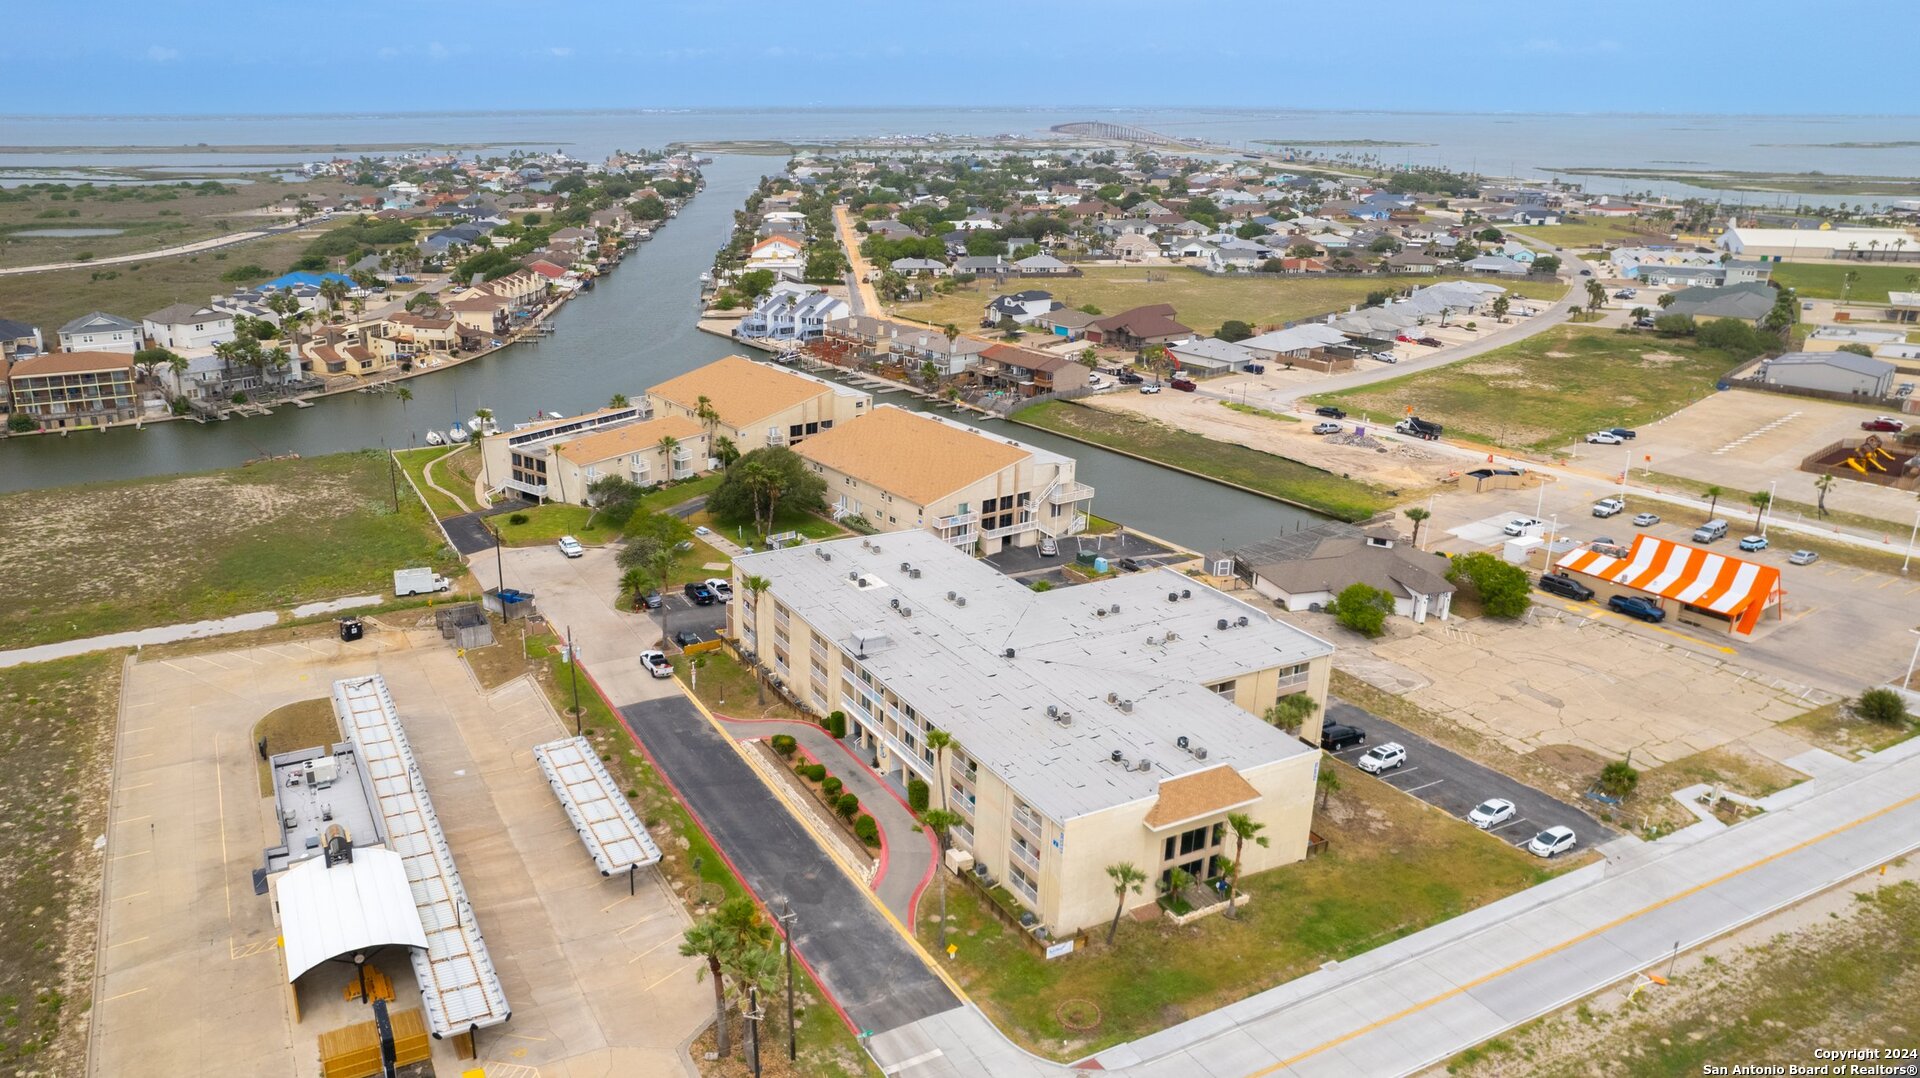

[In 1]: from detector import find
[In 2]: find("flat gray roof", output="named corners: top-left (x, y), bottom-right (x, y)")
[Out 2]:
top-left (739, 531), bottom-right (1330, 823)
top-left (266, 741), bottom-right (384, 875)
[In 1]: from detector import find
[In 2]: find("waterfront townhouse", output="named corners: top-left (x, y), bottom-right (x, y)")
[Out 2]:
top-left (0, 317), bottom-right (45, 362)
top-left (142, 303), bottom-right (236, 352)
top-left (974, 344), bottom-right (1091, 397)
top-left (793, 405), bottom-right (1093, 553)
top-left (646, 354), bottom-right (870, 452)
top-left (445, 294), bottom-right (513, 338)
top-left (57, 311), bottom-right (142, 355)
top-left (480, 402), bottom-right (656, 501)
top-left (529, 414), bottom-right (708, 504)
top-left (8, 351), bottom-right (140, 430)
top-left (735, 283), bottom-right (851, 344)
top-left (730, 530), bottom-right (1334, 936)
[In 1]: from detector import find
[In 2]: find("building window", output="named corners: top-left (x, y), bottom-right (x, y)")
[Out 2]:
top-left (1210, 680), bottom-right (1237, 698)
top-left (1179, 825), bottom-right (1208, 856)
top-left (773, 648), bottom-right (789, 674)
top-left (1009, 864), bottom-right (1038, 904)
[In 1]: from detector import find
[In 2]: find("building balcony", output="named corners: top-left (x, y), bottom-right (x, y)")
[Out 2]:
top-left (980, 517), bottom-right (1039, 541)
top-left (501, 476), bottom-right (548, 498)
top-left (670, 447), bottom-right (694, 463)
top-left (1012, 806), bottom-right (1043, 842)
top-left (765, 429), bottom-right (786, 446)
top-left (1011, 840), bottom-right (1040, 873)
top-left (1047, 481), bottom-right (1096, 505)
top-left (1009, 872), bottom-right (1039, 905)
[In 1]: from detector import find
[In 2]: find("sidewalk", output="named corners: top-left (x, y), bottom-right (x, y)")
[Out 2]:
top-left (0, 595), bottom-right (380, 669)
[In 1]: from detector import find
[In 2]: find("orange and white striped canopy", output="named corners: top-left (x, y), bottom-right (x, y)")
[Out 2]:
top-left (1556, 534), bottom-right (1781, 634)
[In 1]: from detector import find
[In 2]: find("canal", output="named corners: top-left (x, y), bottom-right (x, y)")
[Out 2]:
top-left (0, 155), bottom-right (1319, 549)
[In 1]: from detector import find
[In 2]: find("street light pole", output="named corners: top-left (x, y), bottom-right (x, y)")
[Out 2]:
top-left (779, 900), bottom-right (798, 1061)
top-left (1904, 509), bottom-right (1920, 574)
top-left (567, 624), bottom-right (580, 736)
top-left (1904, 628), bottom-right (1920, 693)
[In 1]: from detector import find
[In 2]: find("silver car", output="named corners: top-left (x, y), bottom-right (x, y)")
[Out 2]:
top-left (1788, 549), bottom-right (1819, 566)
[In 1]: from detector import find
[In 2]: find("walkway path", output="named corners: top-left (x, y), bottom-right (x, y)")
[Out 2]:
top-left (421, 443), bottom-right (473, 514)
top-left (0, 595), bottom-right (381, 669)
top-left (833, 205), bottom-right (882, 317)
top-left (0, 219), bottom-right (307, 276)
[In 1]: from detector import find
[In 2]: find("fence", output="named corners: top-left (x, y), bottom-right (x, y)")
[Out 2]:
top-left (1726, 375), bottom-right (1918, 413)
top-left (955, 865), bottom-right (1090, 958)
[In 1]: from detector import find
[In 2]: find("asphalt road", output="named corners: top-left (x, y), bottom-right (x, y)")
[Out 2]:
top-left (618, 695), bottom-right (957, 1035)
top-left (1324, 698), bottom-right (1614, 853)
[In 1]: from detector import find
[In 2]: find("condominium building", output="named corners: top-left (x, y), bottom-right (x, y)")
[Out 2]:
top-left (646, 354), bottom-right (870, 451)
top-left (731, 530), bottom-right (1334, 937)
top-left (480, 402), bottom-right (658, 502)
top-left (537, 415), bottom-right (708, 504)
top-left (794, 405), bottom-right (1094, 553)
top-left (7, 351), bottom-right (140, 430)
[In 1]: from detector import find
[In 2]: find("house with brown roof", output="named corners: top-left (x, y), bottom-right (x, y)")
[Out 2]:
top-left (793, 404), bottom-right (1094, 553)
top-left (976, 344), bottom-right (1091, 397)
top-left (647, 354), bottom-right (871, 453)
top-left (1235, 522), bottom-right (1456, 624)
top-left (7, 351), bottom-right (140, 430)
top-left (1085, 304), bottom-right (1194, 351)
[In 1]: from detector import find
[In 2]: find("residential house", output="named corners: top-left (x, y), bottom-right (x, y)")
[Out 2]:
top-left (1663, 281), bottom-right (1777, 322)
top-left (1013, 253), bottom-right (1072, 276)
top-left (1086, 305), bottom-right (1194, 350)
top-left (1383, 252), bottom-right (1441, 275)
top-left (142, 303), bottom-right (236, 352)
top-left (735, 283), bottom-right (851, 343)
top-left (1235, 523), bottom-right (1456, 625)
top-left (746, 235), bottom-right (806, 279)
top-left (889, 258), bottom-right (949, 278)
top-left (954, 255), bottom-right (1008, 277)
top-left (793, 405), bottom-right (1094, 553)
top-left (1207, 246), bottom-right (1266, 274)
top-left (1167, 337), bottom-right (1258, 377)
top-left (8, 351), bottom-right (140, 430)
top-left (1112, 233), bottom-right (1159, 261)
top-left (57, 311), bottom-right (142, 354)
top-left (729, 529), bottom-right (1333, 936)
top-left (0, 317), bottom-right (45, 361)
top-left (984, 290), bottom-right (1060, 327)
top-left (975, 344), bottom-right (1092, 398)
top-left (824, 316), bottom-right (995, 375)
top-left (1461, 255), bottom-right (1530, 277)
top-left (1239, 324), bottom-right (1351, 362)
top-left (647, 353), bottom-right (871, 451)
top-left (445, 295), bottom-right (513, 338)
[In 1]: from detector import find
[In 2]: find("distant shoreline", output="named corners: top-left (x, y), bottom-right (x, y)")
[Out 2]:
top-left (0, 142), bottom-right (528, 155)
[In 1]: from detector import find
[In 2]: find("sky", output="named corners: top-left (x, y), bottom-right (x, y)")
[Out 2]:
top-left (4, 0), bottom-right (1916, 117)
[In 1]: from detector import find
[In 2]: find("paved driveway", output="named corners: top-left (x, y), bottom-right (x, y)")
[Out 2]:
top-left (1323, 699), bottom-right (1614, 852)
top-left (618, 694), bottom-right (957, 1035)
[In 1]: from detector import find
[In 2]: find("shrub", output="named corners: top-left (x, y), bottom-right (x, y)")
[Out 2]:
top-left (835, 792), bottom-right (859, 820)
top-left (1652, 312), bottom-right (1696, 337)
top-left (508, 512), bottom-right (529, 525)
top-left (770, 733), bottom-right (797, 758)
top-left (826, 710), bottom-right (847, 738)
top-left (1598, 759), bottom-right (1640, 798)
top-left (805, 763), bottom-right (827, 782)
top-left (1447, 552), bottom-right (1533, 619)
top-left (822, 776), bottom-right (843, 799)
top-left (1328, 582), bottom-right (1394, 638)
top-left (907, 777), bottom-right (929, 813)
top-left (854, 814), bottom-right (880, 847)
top-left (1854, 687), bottom-right (1911, 727)
top-left (9, 413), bottom-right (39, 433)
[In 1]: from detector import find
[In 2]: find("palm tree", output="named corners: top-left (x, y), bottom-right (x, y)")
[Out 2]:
top-left (472, 406), bottom-right (493, 437)
top-left (1403, 506), bottom-right (1431, 549)
top-left (720, 942), bottom-right (783, 1063)
top-left (319, 278), bottom-right (350, 316)
top-left (712, 435), bottom-right (740, 472)
top-left (924, 728), bottom-right (954, 811)
top-left (1316, 756), bottom-right (1341, 809)
top-left (658, 434), bottom-right (682, 477)
top-left (1748, 488), bottom-right (1771, 525)
top-left (1703, 484), bottom-right (1725, 521)
top-left (1843, 270), bottom-right (1860, 304)
top-left (920, 808), bottom-right (963, 951)
top-left (1814, 473), bottom-right (1833, 519)
top-left (680, 917), bottom-right (739, 1056)
top-left (609, 392), bottom-right (630, 408)
top-left (1223, 812), bottom-right (1267, 920)
top-left (695, 394), bottom-right (722, 444)
top-left (1104, 862), bottom-right (1147, 945)
top-left (621, 566), bottom-right (649, 610)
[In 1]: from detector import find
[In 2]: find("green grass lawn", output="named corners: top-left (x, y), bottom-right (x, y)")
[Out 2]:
top-left (0, 653), bottom-right (121, 1073)
top-left (493, 502), bottom-right (627, 547)
top-left (1769, 261), bottom-right (1920, 304)
top-left (1308, 327), bottom-right (1746, 450)
top-left (1509, 219), bottom-right (1670, 248)
top-left (0, 449), bottom-right (458, 651)
top-left (896, 268), bottom-right (1565, 336)
top-left (394, 444), bottom-right (465, 518)
top-left (923, 763), bottom-right (1562, 1060)
top-left (1013, 400), bottom-right (1396, 521)
top-left (633, 472), bottom-right (724, 516)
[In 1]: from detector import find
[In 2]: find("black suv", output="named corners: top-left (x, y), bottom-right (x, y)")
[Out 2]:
top-left (1537, 573), bottom-right (1594, 601)
top-left (1314, 405), bottom-right (1347, 419)
top-left (1320, 723), bottom-right (1367, 751)
top-left (1117, 371), bottom-right (1144, 385)
top-left (684, 581), bottom-right (717, 605)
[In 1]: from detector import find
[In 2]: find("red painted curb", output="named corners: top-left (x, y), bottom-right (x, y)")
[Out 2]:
top-left (574, 664), bottom-right (861, 1036)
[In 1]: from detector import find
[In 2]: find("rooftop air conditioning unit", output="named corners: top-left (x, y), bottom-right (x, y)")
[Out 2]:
top-left (849, 570), bottom-right (860, 582)
top-left (1176, 735), bottom-right (1190, 749)
top-left (1095, 608), bottom-right (1107, 618)
top-left (947, 591), bottom-right (958, 602)
top-left (1004, 647), bottom-right (1016, 659)
top-left (901, 606), bottom-right (912, 617)
top-left (1055, 711), bottom-right (1072, 726)
top-left (900, 562), bottom-right (911, 572)
top-left (1182, 589), bottom-right (1191, 600)
top-left (1047, 705), bottom-right (1059, 718)
top-left (1167, 591), bottom-right (1180, 603)
top-left (1109, 749), bottom-right (1124, 764)
top-left (1135, 757), bottom-right (1153, 772)
top-left (1110, 604), bottom-right (1121, 614)
top-left (1237, 616), bottom-right (1249, 627)
top-left (891, 598), bottom-right (900, 609)
top-left (1107, 692), bottom-right (1120, 704)
top-left (956, 596), bottom-right (967, 606)
top-left (1120, 700), bottom-right (1134, 714)
top-left (1217, 618), bottom-right (1230, 631)
top-left (911, 568), bottom-right (922, 578)
top-left (1193, 746), bottom-right (1208, 760)
top-left (1164, 630), bottom-right (1178, 641)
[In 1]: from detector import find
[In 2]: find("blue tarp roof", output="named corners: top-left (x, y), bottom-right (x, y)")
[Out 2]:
top-left (258, 271), bottom-right (354, 291)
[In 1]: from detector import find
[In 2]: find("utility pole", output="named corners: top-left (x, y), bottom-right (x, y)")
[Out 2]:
top-left (779, 900), bottom-right (798, 1061)
top-left (490, 521), bottom-right (505, 593)
top-left (567, 624), bottom-right (581, 736)
top-left (746, 985), bottom-right (763, 1078)
top-left (383, 441), bottom-right (400, 512)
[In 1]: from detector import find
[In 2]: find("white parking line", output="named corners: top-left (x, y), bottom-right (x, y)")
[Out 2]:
top-left (1490, 817), bottom-right (1530, 834)
top-left (1381, 767), bottom-right (1420, 781)
top-left (1401, 779), bottom-right (1445, 794)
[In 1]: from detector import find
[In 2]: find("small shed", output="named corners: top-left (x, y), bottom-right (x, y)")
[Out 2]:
top-left (435, 603), bottom-right (494, 649)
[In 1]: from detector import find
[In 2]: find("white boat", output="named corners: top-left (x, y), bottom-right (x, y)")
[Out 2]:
top-left (698, 270), bottom-right (711, 284)
top-left (424, 430), bottom-right (445, 447)
top-left (467, 413), bottom-right (498, 436)
top-left (447, 425), bottom-right (470, 444)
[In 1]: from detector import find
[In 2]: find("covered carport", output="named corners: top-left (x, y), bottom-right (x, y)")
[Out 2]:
top-left (275, 847), bottom-right (428, 1017)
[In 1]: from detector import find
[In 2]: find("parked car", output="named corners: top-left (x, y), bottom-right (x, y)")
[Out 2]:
top-left (1244, 363), bottom-right (1267, 374)
top-left (1320, 722), bottom-right (1368, 751)
top-left (1170, 378), bottom-right (1197, 392)
top-left (1139, 383), bottom-right (1162, 394)
top-left (1372, 351), bottom-right (1399, 364)
top-left (1527, 825), bottom-right (1578, 858)
top-left (1086, 373), bottom-right (1108, 389)
top-left (1538, 573), bottom-right (1595, 601)
top-left (1632, 512), bottom-right (1661, 527)
top-left (1862, 416), bottom-right (1906, 433)
top-left (1788, 549), bottom-right (1820, 565)
top-left (1314, 405), bottom-right (1347, 419)
top-left (1468, 798), bottom-right (1517, 829)
top-left (1395, 334), bottom-right (1417, 344)
top-left (1118, 557), bottom-right (1142, 572)
top-left (1039, 536), bottom-right (1058, 557)
top-left (684, 581), bottom-right (717, 605)
top-left (1579, 268), bottom-right (1593, 276)
top-left (1586, 430), bottom-right (1625, 445)
top-left (1356, 742), bottom-right (1407, 774)
top-left (1738, 535), bottom-right (1769, 552)
top-left (640, 590), bottom-right (664, 610)
top-left (640, 650), bottom-right (673, 679)
top-left (1592, 497), bottom-right (1625, 517)
top-left (1117, 371), bottom-right (1145, 384)
top-left (1632, 316), bottom-right (1656, 328)
top-left (1613, 289), bottom-right (1637, 299)
top-left (1313, 421), bottom-right (1342, 434)
top-left (557, 535), bottom-right (584, 558)
top-left (703, 577), bottom-right (734, 600)
top-left (1608, 594), bottom-right (1666, 622)
top-left (1503, 516), bottom-right (1544, 537)
top-left (672, 629), bottom-right (702, 648)
top-left (1415, 336), bottom-right (1443, 347)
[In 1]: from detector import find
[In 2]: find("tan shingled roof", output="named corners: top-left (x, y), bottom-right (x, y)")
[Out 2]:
top-left (649, 355), bottom-right (830, 430)
top-left (1142, 765), bottom-right (1261, 830)
top-left (793, 407), bottom-right (1027, 507)
top-left (554, 414), bottom-right (704, 466)
top-left (7, 351), bottom-right (135, 378)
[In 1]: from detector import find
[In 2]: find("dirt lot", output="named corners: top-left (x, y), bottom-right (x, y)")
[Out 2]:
top-left (0, 178), bottom-right (359, 267)
top-left (1087, 389), bottom-right (1461, 491)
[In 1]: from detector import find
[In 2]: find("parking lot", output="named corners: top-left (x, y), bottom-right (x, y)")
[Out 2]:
top-left (1325, 700), bottom-right (1615, 855)
top-left (656, 590), bottom-right (729, 647)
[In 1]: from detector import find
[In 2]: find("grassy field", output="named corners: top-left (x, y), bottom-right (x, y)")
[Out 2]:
top-left (394, 444), bottom-right (466, 518)
top-left (1013, 400), bottom-right (1396, 521)
top-left (922, 760), bottom-right (1563, 1060)
top-left (1508, 219), bottom-right (1670, 248)
top-left (672, 648), bottom-right (809, 723)
top-left (895, 268), bottom-right (1565, 336)
top-left (691, 505), bottom-right (847, 547)
top-left (1780, 700), bottom-right (1919, 756)
top-left (0, 653), bottom-right (122, 1074)
top-left (1638, 471), bottom-right (1917, 571)
top-left (251, 698), bottom-right (339, 795)
top-left (1308, 327), bottom-right (1746, 450)
top-left (0, 449), bottom-right (457, 651)
top-left (0, 177), bottom-right (359, 267)
top-left (1769, 261), bottom-right (1920, 304)
top-left (494, 503), bottom-right (627, 547)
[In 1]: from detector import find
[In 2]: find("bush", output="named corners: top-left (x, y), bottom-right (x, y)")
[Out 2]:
top-left (1447, 552), bottom-right (1533, 619)
top-left (1328, 582), bottom-right (1394, 638)
top-left (508, 512), bottom-right (529, 525)
top-left (9, 413), bottom-right (39, 433)
top-left (835, 792), bottom-right (859, 820)
top-left (770, 733), bottom-right (797, 758)
top-left (805, 763), bottom-right (827, 782)
top-left (1854, 688), bottom-right (1911, 727)
top-left (1652, 312), bottom-right (1696, 337)
top-left (822, 776), bottom-right (843, 799)
top-left (907, 777), bottom-right (929, 812)
top-left (1598, 759), bottom-right (1640, 798)
top-left (854, 814), bottom-right (880, 847)
top-left (826, 710), bottom-right (847, 738)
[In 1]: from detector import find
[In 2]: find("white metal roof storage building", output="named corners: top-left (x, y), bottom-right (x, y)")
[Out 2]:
top-left (1715, 225), bottom-right (1919, 260)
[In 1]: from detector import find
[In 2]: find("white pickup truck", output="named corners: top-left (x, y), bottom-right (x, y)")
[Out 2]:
top-left (393, 567), bottom-right (452, 596)
top-left (1592, 497), bottom-right (1626, 518)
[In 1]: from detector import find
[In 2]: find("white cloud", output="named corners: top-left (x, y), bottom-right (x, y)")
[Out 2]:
top-left (548, 46), bottom-right (572, 57)
top-left (147, 45), bottom-right (179, 63)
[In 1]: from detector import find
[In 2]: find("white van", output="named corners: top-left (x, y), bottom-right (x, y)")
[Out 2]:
top-left (1692, 519), bottom-right (1729, 544)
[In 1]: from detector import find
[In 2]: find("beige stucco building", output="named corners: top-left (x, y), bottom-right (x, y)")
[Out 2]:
top-left (646, 354), bottom-right (870, 452)
top-left (731, 530), bottom-right (1334, 937)
top-left (793, 405), bottom-right (1095, 554)
top-left (481, 402), bottom-right (665, 502)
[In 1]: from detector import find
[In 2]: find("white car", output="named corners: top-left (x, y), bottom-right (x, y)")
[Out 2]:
top-left (703, 577), bottom-right (734, 600)
top-left (1503, 517), bottom-right (1543, 537)
top-left (1527, 825), bottom-right (1578, 858)
top-left (1585, 431), bottom-right (1625, 445)
top-left (640, 650), bottom-right (673, 679)
top-left (1356, 742), bottom-right (1407, 774)
top-left (557, 535), bottom-right (584, 558)
top-left (1468, 798), bottom-right (1517, 829)
top-left (1592, 497), bottom-right (1625, 518)
top-left (1139, 383), bottom-right (1161, 394)
top-left (1087, 374), bottom-right (1108, 389)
